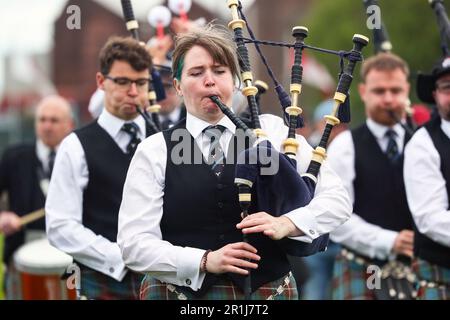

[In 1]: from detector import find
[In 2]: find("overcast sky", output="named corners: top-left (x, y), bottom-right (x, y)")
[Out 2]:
top-left (0, 0), bottom-right (68, 96)
top-left (0, 0), bottom-right (254, 96)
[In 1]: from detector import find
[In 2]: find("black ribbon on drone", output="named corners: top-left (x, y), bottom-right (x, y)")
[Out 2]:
top-left (363, 0), bottom-right (417, 135)
top-left (120, 0), bottom-right (164, 134)
top-left (430, 0), bottom-right (450, 56)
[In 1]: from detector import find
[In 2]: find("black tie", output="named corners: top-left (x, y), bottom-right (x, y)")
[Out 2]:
top-left (121, 122), bottom-right (141, 155)
top-left (48, 149), bottom-right (56, 178)
top-left (385, 129), bottom-right (399, 163)
top-left (161, 118), bottom-right (173, 130)
top-left (203, 125), bottom-right (226, 177)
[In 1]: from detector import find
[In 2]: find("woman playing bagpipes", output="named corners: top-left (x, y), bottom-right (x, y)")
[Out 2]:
top-left (117, 21), bottom-right (354, 300)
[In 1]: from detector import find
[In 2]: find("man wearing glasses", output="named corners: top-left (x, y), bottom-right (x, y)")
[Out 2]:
top-left (404, 56), bottom-right (450, 300)
top-left (45, 36), bottom-right (152, 299)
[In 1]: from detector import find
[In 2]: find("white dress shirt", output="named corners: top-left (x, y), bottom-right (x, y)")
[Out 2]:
top-left (45, 108), bottom-right (146, 281)
top-left (404, 119), bottom-right (450, 247)
top-left (36, 139), bottom-right (58, 174)
top-left (118, 112), bottom-right (352, 291)
top-left (36, 139), bottom-right (59, 196)
top-left (328, 119), bottom-right (406, 260)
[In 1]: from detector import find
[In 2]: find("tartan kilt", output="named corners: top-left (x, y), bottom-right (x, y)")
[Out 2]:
top-left (80, 266), bottom-right (143, 300)
top-left (140, 272), bottom-right (298, 300)
top-left (412, 258), bottom-right (450, 300)
top-left (332, 250), bottom-right (376, 300)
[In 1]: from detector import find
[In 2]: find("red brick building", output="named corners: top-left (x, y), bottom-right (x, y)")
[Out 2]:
top-left (53, 0), bottom-right (219, 122)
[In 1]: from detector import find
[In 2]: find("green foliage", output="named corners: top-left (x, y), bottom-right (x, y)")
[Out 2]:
top-left (302, 0), bottom-right (442, 126)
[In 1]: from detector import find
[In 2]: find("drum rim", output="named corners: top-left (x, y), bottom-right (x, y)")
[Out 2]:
top-left (13, 238), bottom-right (73, 275)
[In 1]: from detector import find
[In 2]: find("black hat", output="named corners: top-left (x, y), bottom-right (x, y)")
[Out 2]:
top-left (417, 56), bottom-right (450, 103)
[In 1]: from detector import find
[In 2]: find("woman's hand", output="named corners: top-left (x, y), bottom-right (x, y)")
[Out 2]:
top-left (205, 242), bottom-right (260, 275)
top-left (236, 212), bottom-right (304, 240)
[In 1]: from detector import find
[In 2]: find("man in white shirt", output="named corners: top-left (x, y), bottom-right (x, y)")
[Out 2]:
top-left (0, 95), bottom-right (74, 298)
top-left (45, 37), bottom-right (153, 300)
top-left (327, 53), bottom-right (415, 300)
top-left (405, 56), bottom-right (450, 300)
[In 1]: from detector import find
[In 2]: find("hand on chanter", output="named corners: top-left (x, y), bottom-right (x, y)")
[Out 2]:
top-left (205, 242), bottom-right (261, 275)
top-left (237, 212), bottom-right (304, 240)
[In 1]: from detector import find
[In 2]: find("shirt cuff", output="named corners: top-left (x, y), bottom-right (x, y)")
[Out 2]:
top-left (284, 207), bottom-right (319, 243)
top-left (104, 245), bottom-right (128, 281)
top-left (176, 247), bottom-right (207, 290)
top-left (373, 229), bottom-right (398, 260)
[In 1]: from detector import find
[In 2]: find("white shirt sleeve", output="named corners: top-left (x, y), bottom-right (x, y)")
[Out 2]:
top-left (404, 128), bottom-right (450, 247)
top-left (117, 133), bottom-right (206, 290)
top-left (259, 114), bottom-right (353, 242)
top-left (326, 130), bottom-right (398, 260)
top-left (118, 114), bottom-right (353, 289)
top-left (45, 133), bottom-right (127, 281)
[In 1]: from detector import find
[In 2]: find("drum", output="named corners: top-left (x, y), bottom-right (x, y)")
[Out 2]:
top-left (13, 238), bottom-right (76, 300)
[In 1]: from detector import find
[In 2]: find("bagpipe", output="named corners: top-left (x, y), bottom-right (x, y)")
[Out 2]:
top-left (120, 0), bottom-right (163, 134)
top-left (120, 0), bottom-right (199, 134)
top-left (120, 0), bottom-right (214, 136)
top-left (429, 0), bottom-right (450, 56)
top-left (416, 1), bottom-right (450, 108)
top-left (363, 0), bottom-right (418, 135)
top-left (210, 0), bottom-right (368, 298)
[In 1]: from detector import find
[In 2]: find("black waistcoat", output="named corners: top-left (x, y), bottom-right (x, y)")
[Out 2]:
top-left (352, 124), bottom-right (413, 233)
top-left (161, 120), bottom-right (290, 297)
top-left (75, 121), bottom-right (151, 242)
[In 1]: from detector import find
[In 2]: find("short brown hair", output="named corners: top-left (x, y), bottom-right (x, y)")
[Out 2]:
top-left (172, 24), bottom-right (240, 81)
top-left (360, 52), bottom-right (410, 82)
top-left (99, 36), bottom-right (152, 75)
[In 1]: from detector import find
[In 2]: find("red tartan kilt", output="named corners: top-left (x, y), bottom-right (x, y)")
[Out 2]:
top-left (140, 272), bottom-right (298, 300)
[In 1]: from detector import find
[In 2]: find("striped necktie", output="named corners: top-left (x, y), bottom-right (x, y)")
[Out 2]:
top-left (203, 125), bottom-right (226, 177)
top-left (385, 129), bottom-right (399, 163)
top-left (121, 122), bottom-right (141, 156)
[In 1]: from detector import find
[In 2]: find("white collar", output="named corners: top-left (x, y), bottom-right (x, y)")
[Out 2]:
top-left (36, 139), bottom-right (58, 171)
top-left (441, 118), bottom-right (450, 139)
top-left (366, 118), bottom-right (404, 140)
top-left (98, 108), bottom-right (145, 138)
top-left (186, 112), bottom-right (236, 139)
top-left (36, 139), bottom-right (57, 160)
top-left (168, 107), bottom-right (181, 123)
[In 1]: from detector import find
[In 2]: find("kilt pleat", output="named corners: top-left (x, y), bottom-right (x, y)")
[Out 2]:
top-left (140, 272), bottom-right (298, 300)
top-left (80, 267), bottom-right (143, 300)
top-left (412, 258), bottom-right (450, 300)
top-left (331, 250), bottom-right (376, 300)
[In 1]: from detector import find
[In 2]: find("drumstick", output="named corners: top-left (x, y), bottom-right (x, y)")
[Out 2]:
top-left (20, 208), bottom-right (45, 226)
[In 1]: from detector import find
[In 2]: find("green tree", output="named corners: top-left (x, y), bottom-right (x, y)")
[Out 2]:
top-left (303, 0), bottom-right (442, 126)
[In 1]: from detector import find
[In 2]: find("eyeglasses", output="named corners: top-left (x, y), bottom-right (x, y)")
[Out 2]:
top-left (436, 82), bottom-right (450, 93)
top-left (104, 75), bottom-right (150, 91)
